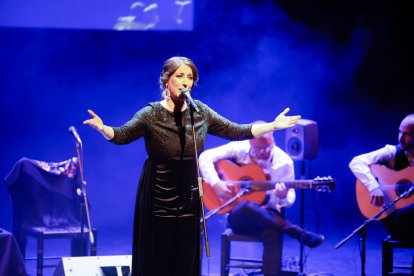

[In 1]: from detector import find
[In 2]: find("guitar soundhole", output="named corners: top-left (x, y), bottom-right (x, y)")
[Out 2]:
top-left (395, 180), bottom-right (412, 197)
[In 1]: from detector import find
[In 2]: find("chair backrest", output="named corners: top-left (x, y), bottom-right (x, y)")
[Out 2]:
top-left (4, 157), bottom-right (84, 232)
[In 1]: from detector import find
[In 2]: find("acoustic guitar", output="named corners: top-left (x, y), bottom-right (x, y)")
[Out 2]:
top-left (202, 159), bottom-right (335, 214)
top-left (356, 164), bottom-right (414, 220)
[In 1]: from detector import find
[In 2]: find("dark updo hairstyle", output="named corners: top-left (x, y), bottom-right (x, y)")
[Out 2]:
top-left (159, 56), bottom-right (199, 99)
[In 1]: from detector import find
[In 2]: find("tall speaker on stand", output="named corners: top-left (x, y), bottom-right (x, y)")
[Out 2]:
top-left (285, 119), bottom-right (318, 275)
top-left (285, 119), bottom-right (318, 161)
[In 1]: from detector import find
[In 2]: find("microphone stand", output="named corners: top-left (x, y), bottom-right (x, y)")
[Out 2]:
top-left (335, 186), bottom-right (414, 276)
top-left (188, 106), bottom-right (211, 258)
top-left (74, 139), bottom-right (95, 255)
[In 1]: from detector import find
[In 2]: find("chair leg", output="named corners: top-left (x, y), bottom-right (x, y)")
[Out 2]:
top-left (382, 239), bottom-right (392, 276)
top-left (71, 236), bottom-right (81, 256)
top-left (15, 230), bottom-right (27, 260)
top-left (274, 234), bottom-right (283, 274)
top-left (37, 234), bottom-right (44, 276)
top-left (221, 235), bottom-right (230, 276)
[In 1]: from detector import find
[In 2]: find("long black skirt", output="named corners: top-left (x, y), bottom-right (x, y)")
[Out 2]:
top-left (131, 157), bottom-right (201, 276)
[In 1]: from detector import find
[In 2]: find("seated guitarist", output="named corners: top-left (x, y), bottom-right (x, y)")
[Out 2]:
top-left (349, 114), bottom-right (414, 243)
top-left (199, 126), bottom-right (325, 276)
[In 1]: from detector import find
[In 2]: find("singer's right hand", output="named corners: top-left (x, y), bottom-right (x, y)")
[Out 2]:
top-left (83, 109), bottom-right (104, 131)
top-left (273, 107), bottom-right (301, 130)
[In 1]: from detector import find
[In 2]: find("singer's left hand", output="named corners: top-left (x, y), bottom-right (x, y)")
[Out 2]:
top-left (273, 108), bottom-right (301, 130)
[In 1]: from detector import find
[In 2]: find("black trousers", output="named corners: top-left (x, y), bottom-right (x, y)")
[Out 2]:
top-left (382, 203), bottom-right (414, 242)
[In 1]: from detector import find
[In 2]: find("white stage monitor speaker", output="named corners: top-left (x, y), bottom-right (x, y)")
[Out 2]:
top-left (53, 255), bottom-right (132, 276)
top-left (285, 119), bottom-right (318, 161)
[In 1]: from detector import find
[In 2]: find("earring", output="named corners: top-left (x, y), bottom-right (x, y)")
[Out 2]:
top-left (164, 89), bottom-right (170, 99)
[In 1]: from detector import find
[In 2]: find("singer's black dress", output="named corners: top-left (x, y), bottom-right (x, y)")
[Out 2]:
top-left (110, 101), bottom-right (253, 276)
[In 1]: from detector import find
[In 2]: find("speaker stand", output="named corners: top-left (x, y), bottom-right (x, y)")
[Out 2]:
top-left (299, 160), bottom-right (306, 275)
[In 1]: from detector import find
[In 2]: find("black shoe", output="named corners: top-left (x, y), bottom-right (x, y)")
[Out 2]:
top-left (301, 231), bottom-right (325, 248)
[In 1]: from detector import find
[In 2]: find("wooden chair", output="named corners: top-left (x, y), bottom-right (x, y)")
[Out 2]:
top-left (25, 226), bottom-right (97, 276)
top-left (382, 236), bottom-right (414, 276)
top-left (221, 228), bottom-right (283, 276)
top-left (4, 157), bottom-right (98, 276)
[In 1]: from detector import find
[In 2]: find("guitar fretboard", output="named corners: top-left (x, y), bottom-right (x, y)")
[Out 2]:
top-left (225, 180), bottom-right (332, 191)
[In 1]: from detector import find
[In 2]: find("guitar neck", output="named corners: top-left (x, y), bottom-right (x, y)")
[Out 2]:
top-left (228, 180), bottom-right (317, 191)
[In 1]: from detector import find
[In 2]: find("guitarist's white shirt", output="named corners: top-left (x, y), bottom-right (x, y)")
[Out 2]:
top-left (349, 144), bottom-right (413, 192)
top-left (199, 140), bottom-right (296, 209)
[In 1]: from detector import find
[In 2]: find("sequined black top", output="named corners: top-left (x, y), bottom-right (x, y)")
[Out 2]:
top-left (110, 101), bottom-right (253, 159)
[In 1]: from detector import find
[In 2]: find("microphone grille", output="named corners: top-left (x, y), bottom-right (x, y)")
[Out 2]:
top-left (180, 88), bottom-right (189, 94)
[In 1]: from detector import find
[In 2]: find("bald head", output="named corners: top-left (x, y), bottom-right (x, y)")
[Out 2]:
top-left (399, 114), bottom-right (414, 151)
top-left (249, 132), bottom-right (275, 160)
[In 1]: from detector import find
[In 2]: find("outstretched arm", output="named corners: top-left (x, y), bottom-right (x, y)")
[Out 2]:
top-left (83, 109), bottom-right (115, 140)
top-left (251, 107), bottom-right (301, 137)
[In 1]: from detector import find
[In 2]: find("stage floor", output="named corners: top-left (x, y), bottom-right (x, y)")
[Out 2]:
top-left (23, 223), bottom-right (413, 276)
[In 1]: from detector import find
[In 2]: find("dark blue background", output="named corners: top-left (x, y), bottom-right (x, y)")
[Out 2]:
top-left (1, 0), bottom-right (412, 265)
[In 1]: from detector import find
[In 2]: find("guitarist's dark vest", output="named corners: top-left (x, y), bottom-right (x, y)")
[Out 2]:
top-left (382, 145), bottom-right (411, 233)
top-left (394, 144), bottom-right (409, 171)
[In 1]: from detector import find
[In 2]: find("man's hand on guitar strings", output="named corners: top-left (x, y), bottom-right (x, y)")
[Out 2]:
top-left (213, 181), bottom-right (234, 200)
top-left (370, 187), bottom-right (384, 206)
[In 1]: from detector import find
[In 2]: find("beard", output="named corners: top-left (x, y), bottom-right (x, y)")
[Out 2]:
top-left (401, 141), bottom-right (414, 152)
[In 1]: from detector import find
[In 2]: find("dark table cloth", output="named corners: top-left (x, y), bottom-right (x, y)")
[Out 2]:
top-left (0, 228), bottom-right (27, 276)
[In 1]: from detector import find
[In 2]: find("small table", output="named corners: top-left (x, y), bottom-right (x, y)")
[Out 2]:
top-left (0, 228), bottom-right (27, 276)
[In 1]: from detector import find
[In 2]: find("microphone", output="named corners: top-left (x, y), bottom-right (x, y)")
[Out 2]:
top-left (180, 88), bottom-right (200, 113)
top-left (68, 126), bottom-right (82, 144)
